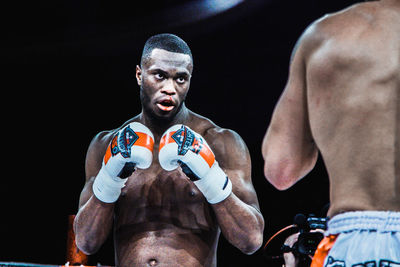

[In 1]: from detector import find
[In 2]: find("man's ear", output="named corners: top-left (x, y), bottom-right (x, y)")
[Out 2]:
top-left (136, 65), bottom-right (142, 86)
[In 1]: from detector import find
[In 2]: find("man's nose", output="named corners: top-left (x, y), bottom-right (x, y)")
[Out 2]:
top-left (161, 79), bottom-right (176, 95)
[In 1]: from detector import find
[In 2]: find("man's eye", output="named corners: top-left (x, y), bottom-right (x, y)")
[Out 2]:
top-left (176, 77), bottom-right (186, 84)
top-left (155, 73), bottom-right (164, 80)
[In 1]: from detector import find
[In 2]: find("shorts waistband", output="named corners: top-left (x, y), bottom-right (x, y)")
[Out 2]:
top-left (326, 211), bottom-right (400, 235)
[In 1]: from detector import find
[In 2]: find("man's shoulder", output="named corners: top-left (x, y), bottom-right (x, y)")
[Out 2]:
top-left (87, 130), bottom-right (115, 158)
top-left (306, 2), bottom-right (379, 38)
top-left (294, 2), bottom-right (379, 60)
top-left (188, 111), bottom-right (239, 140)
top-left (91, 116), bottom-right (142, 146)
top-left (187, 113), bottom-right (246, 157)
top-left (188, 114), bottom-right (249, 167)
top-left (204, 125), bottom-right (241, 143)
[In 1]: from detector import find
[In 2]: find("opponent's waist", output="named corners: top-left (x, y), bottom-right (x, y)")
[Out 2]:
top-left (326, 211), bottom-right (400, 235)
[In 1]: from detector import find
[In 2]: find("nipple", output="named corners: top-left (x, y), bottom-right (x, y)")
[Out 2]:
top-left (189, 190), bottom-right (196, 197)
top-left (148, 259), bottom-right (158, 266)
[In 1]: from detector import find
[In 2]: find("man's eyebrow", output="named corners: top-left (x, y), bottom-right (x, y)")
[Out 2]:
top-left (149, 67), bottom-right (190, 76)
top-left (176, 71), bottom-right (190, 77)
top-left (149, 68), bottom-right (168, 74)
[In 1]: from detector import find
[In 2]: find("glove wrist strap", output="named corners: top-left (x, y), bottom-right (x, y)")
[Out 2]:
top-left (194, 162), bottom-right (232, 204)
top-left (92, 166), bottom-right (128, 203)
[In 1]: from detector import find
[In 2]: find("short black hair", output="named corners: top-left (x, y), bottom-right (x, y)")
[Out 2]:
top-left (140, 33), bottom-right (193, 66)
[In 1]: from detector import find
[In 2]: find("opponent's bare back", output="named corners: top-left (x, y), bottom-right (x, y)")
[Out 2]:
top-left (306, 1), bottom-right (400, 216)
top-left (263, 0), bottom-right (400, 217)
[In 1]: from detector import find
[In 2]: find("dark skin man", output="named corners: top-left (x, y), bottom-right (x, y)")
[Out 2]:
top-left (74, 34), bottom-right (264, 267)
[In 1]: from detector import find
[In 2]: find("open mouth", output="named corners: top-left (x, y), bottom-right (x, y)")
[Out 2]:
top-left (156, 98), bottom-right (175, 111)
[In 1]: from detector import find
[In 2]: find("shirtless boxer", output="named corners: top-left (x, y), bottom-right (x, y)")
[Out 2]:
top-left (262, 0), bottom-right (400, 266)
top-left (74, 33), bottom-right (264, 267)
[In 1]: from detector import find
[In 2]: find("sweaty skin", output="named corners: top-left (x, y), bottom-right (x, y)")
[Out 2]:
top-left (75, 48), bottom-right (264, 266)
top-left (262, 0), bottom-right (400, 217)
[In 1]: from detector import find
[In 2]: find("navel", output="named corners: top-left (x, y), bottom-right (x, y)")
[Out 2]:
top-left (148, 258), bottom-right (158, 266)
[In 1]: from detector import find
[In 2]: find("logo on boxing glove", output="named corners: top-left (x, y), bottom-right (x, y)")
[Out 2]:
top-left (171, 125), bottom-right (203, 156)
top-left (110, 125), bottom-right (139, 158)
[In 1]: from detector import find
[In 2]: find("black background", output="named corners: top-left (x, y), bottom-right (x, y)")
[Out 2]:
top-left (1, 0), bottom-right (359, 266)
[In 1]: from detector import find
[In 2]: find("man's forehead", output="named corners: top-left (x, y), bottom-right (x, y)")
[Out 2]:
top-left (146, 48), bottom-right (192, 70)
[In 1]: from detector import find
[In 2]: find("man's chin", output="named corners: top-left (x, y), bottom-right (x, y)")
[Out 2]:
top-left (143, 102), bottom-right (183, 124)
top-left (151, 110), bottom-right (177, 123)
top-left (155, 103), bottom-right (183, 120)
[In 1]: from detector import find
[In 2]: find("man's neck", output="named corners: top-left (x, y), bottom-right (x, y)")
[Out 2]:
top-left (139, 104), bottom-right (190, 139)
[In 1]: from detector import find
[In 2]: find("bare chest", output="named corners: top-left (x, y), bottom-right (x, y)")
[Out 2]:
top-left (121, 168), bottom-right (204, 207)
top-left (114, 163), bottom-right (215, 231)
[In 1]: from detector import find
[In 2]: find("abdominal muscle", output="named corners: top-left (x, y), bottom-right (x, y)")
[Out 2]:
top-left (112, 167), bottom-right (219, 267)
top-left (114, 222), bottom-right (219, 267)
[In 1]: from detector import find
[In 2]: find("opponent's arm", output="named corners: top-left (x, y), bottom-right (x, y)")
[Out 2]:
top-left (262, 28), bottom-right (319, 190)
top-left (159, 125), bottom-right (264, 254)
top-left (74, 123), bottom-right (154, 254)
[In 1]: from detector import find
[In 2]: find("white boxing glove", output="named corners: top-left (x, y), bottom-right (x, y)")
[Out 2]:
top-left (93, 122), bottom-right (154, 203)
top-left (159, 124), bottom-right (232, 204)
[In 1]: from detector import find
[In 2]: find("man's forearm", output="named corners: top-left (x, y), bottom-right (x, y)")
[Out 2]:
top-left (212, 193), bottom-right (264, 254)
top-left (74, 195), bottom-right (115, 255)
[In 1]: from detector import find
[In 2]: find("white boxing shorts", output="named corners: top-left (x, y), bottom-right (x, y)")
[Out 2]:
top-left (311, 211), bottom-right (400, 267)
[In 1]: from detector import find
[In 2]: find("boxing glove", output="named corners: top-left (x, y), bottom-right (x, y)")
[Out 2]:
top-left (93, 122), bottom-right (154, 203)
top-left (159, 124), bottom-right (232, 204)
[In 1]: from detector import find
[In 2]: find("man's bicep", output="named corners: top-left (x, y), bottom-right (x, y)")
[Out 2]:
top-left (262, 33), bottom-right (319, 189)
top-left (268, 28), bottom-right (312, 145)
top-left (227, 168), bottom-right (261, 210)
top-left (212, 129), bottom-right (260, 208)
top-left (264, 18), bottom-right (324, 154)
top-left (78, 131), bottom-right (112, 209)
top-left (227, 146), bottom-right (259, 209)
top-left (85, 131), bottom-right (111, 179)
top-left (264, 21), bottom-right (320, 148)
top-left (78, 176), bottom-right (95, 209)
